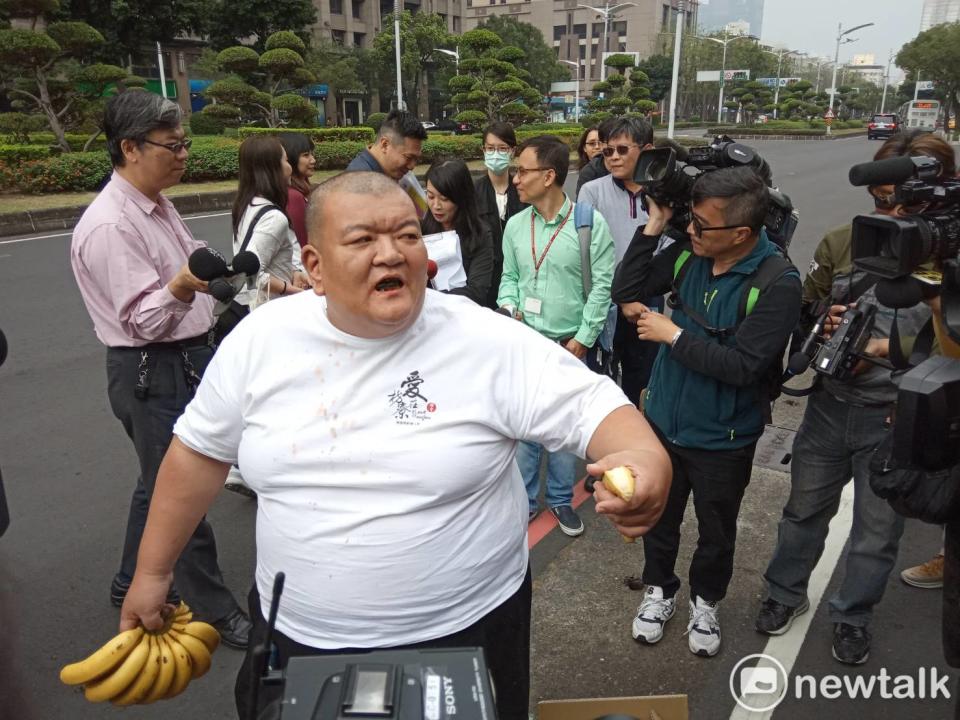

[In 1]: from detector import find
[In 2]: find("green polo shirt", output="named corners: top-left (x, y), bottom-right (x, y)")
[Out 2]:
top-left (496, 196), bottom-right (614, 347)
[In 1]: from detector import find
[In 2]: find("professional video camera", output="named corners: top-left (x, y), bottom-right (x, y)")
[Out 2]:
top-left (850, 154), bottom-right (960, 280)
top-left (247, 574), bottom-right (498, 720)
top-left (633, 135), bottom-right (799, 251)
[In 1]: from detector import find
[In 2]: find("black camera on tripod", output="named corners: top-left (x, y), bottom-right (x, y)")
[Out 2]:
top-left (633, 135), bottom-right (799, 251)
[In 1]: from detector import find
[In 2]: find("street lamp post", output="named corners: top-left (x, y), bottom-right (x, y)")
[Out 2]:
top-left (762, 47), bottom-right (800, 119)
top-left (880, 49), bottom-right (894, 113)
top-left (828, 20), bottom-right (874, 133)
top-left (560, 59), bottom-right (581, 122)
top-left (435, 46), bottom-right (459, 74)
top-left (577, 0), bottom-right (636, 82)
top-left (394, 0), bottom-right (404, 110)
top-left (666, 0), bottom-right (688, 139)
top-left (700, 30), bottom-right (758, 125)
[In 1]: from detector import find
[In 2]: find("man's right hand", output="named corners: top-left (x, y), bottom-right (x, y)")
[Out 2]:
top-left (643, 195), bottom-right (673, 237)
top-left (119, 570), bottom-right (176, 633)
top-left (168, 264), bottom-right (209, 303)
top-left (822, 303), bottom-right (853, 339)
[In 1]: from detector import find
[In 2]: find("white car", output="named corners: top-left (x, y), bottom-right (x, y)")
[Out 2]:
top-left (421, 121), bottom-right (437, 130)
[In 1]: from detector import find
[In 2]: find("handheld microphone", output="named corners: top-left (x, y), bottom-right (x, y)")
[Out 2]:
top-left (188, 248), bottom-right (261, 302)
top-left (426, 259), bottom-right (438, 290)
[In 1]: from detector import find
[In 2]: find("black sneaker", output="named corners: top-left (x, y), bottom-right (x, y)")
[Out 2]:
top-left (528, 509), bottom-right (540, 523)
top-left (110, 576), bottom-right (181, 608)
top-left (755, 597), bottom-right (810, 635)
top-left (550, 505), bottom-right (584, 537)
top-left (832, 622), bottom-right (871, 665)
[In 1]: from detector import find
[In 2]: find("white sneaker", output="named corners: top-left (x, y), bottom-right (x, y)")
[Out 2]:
top-left (687, 595), bottom-right (721, 657)
top-left (631, 585), bottom-right (676, 644)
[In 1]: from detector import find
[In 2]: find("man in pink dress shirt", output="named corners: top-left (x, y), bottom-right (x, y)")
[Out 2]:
top-left (70, 92), bottom-right (251, 648)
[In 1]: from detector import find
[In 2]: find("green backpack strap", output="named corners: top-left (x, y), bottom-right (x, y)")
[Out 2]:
top-left (672, 249), bottom-right (693, 283)
top-left (737, 254), bottom-right (797, 320)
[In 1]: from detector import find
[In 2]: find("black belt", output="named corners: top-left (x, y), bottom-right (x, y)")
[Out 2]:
top-left (109, 331), bottom-right (212, 353)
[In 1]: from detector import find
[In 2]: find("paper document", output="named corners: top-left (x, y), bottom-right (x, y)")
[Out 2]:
top-left (422, 231), bottom-right (467, 291)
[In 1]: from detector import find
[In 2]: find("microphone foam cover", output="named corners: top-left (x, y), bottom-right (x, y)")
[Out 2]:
top-left (231, 250), bottom-right (261, 276)
top-left (875, 277), bottom-right (924, 309)
top-left (427, 259), bottom-right (438, 279)
top-left (188, 247), bottom-right (228, 281)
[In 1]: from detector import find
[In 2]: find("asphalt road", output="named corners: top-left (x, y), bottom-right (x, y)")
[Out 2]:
top-left (0, 137), bottom-right (955, 720)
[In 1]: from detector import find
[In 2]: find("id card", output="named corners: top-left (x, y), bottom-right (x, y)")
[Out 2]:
top-left (523, 296), bottom-right (543, 316)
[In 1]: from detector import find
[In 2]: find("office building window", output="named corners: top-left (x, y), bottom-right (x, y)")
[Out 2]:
top-left (592, 22), bottom-right (602, 37)
top-left (354, 32), bottom-right (366, 47)
top-left (332, 29), bottom-right (346, 44)
top-left (352, 0), bottom-right (363, 17)
top-left (453, 15), bottom-right (460, 31)
top-left (662, 3), bottom-right (670, 30)
top-left (554, 25), bottom-right (565, 41)
top-left (573, 23), bottom-right (586, 38)
top-left (613, 20), bottom-right (626, 34)
top-left (331, 0), bottom-right (343, 13)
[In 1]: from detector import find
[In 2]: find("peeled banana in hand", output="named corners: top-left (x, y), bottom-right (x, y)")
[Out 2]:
top-left (601, 465), bottom-right (638, 543)
top-left (59, 602), bottom-right (220, 704)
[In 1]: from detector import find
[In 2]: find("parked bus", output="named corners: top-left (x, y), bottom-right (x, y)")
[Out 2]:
top-left (898, 100), bottom-right (942, 132)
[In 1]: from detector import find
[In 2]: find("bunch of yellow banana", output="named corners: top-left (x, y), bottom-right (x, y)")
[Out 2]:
top-left (59, 602), bottom-right (220, 705)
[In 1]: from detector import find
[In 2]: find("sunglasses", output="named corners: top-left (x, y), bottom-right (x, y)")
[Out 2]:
top-left (690, 211), bottom-right (750, 237)
top-left (601, 143), bottom-right (639, 158)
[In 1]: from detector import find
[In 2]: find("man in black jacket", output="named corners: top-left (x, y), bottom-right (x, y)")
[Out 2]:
top-left (612, 167), bottom-right (801, 658)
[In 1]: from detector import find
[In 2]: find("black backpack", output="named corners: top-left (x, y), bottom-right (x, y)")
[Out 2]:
top-left (670, 248), bottom-right (797, 422)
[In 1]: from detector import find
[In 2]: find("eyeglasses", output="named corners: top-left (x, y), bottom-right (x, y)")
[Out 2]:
top-left (584, 140), bottom-right (601, 148)
top-left (690, 211), bottom-right (749, 236)
top-left (484, 145), bottom-right (512, 154)
top-left (142, 138), bottom-right (192, 154)
top-left (601, 143), bottom-right (639, 158)
top-left (514, 166), bottom-right (551, 180)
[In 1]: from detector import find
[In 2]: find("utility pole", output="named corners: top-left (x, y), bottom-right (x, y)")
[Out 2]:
top-left (667, 0), bottom-right (686, 139)
top-left (880, 49), bottom-right (894, 114)
top-left (394, 0), bottom-right (404, 110)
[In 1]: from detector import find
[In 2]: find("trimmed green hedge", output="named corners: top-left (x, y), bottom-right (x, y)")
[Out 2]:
top-left (516, 122), bottom-right (582, 132)
top-left (0, 144), bottom-right (62, 162)
top-left (0, 152), bottom-right (112, 193)
top-left (237, 126), bottom-right (376, 143)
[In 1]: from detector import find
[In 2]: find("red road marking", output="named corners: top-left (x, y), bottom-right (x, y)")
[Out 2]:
top-left (527, 476), bottom-right (593, 549)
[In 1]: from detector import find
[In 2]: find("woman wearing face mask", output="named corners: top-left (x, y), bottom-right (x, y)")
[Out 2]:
top-left (423, 159), bottom-right (495, 307)
top-left (474, 122), bottom-right (527, 307)
top-left (279, 133), bottom-right (317, 248)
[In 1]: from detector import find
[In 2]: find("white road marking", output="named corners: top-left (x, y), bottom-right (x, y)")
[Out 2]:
top-left (0, 210), bottom-right (231, 246)
top-left (728, 480), bottom-right (856, 719)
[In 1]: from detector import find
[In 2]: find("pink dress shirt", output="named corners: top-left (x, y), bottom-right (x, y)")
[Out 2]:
top-left (70, 173), bottom-right (215, 347)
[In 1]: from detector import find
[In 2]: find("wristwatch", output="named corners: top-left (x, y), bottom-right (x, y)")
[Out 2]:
top-left (670, 329), bottom-right (683, 347)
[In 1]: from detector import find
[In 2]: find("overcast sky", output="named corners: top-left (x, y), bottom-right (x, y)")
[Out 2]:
top-left (760, 0), bottom-right (923, 77)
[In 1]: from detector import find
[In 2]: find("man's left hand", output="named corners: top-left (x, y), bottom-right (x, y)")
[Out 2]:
top-left (636, 311), bottom-right (679, 345)
top-left (565, 338), bottom-right (588, 359)
top-left (587, 451), bottom-right (670, 538)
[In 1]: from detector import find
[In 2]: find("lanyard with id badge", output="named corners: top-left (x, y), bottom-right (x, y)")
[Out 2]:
top-left (525, 203), bottom-right (573, 317)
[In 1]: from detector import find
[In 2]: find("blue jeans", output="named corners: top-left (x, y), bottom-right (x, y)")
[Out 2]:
top-left (763, 389), bottom-right (905, 627)
top-left (516, 441), bottom-right (578, 512)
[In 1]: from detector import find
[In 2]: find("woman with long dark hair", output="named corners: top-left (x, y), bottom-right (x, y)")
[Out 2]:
top-left (231, 135), bottom-right (307, 308)
top-left (422, 159), bottom-right (495, 307)
top-left (577, 125), bottom-right (602, 170)
top-left (279, 132), bottom-right (316, 248)
top-left (474, 122), bottom-right (526, 307)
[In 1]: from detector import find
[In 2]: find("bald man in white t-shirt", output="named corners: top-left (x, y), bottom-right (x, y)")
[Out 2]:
top-left (118, 171), bottom-right (672, 720)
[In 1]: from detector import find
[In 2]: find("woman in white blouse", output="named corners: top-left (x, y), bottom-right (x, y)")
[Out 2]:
top-left (231, 135), bottom-right (309, 307)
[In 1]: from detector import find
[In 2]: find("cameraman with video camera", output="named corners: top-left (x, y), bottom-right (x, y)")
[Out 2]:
top-left (756, 131), bottom-right (953, 666)
top-left (612, 165), bottom-right (801, 657)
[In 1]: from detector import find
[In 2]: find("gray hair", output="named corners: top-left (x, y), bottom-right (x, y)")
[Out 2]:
top-left (307, 171), bottom-right (411, 247)
top-left (104, 91), bottom-right (183, 167)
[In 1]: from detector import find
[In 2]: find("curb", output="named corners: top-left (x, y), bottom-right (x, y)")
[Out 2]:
top-left (0, 169), bottom-right (491, 239)
top-left (706, 131), bottom-right (868, 141)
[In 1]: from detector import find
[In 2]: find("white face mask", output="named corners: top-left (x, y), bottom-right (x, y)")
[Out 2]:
top-left (484, 150), bottom-right (511, 175)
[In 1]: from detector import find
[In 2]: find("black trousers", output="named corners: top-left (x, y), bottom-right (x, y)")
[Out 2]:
top-left (641, 424), bottom-right (757, 602)
top-left (106, 344), bottom-right (238, 622)
top-left (613, 308), bottom-right (659, 407)
top-left (236, 568), bottom-right (532, 720)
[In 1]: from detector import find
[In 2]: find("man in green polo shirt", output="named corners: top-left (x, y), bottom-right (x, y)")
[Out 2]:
top-left (497, 135), bottom-right (616, 536)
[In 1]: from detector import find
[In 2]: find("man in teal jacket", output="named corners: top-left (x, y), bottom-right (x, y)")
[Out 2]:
top-left (612, 166), bottom-right (801, 657)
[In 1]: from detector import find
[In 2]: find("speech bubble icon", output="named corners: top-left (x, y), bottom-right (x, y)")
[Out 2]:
top-left (740, 667), bottom-right (779, 696)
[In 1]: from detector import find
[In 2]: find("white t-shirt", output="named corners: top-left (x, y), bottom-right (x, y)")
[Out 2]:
top-left (232, 198), bottom-right (303, 306)
top-left (174, 290), bottom-right (629, 648)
